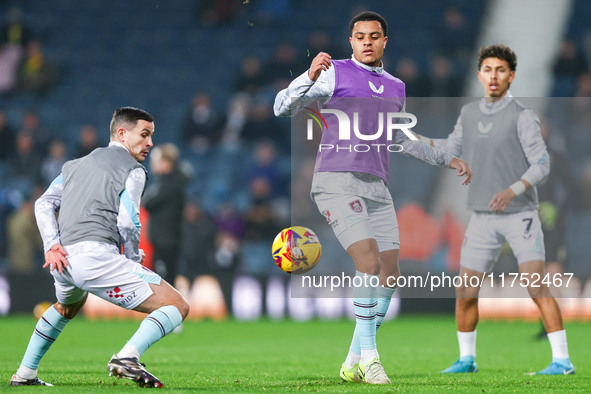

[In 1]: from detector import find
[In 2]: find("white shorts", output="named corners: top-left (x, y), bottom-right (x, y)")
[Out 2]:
top-left (52, 242), bottom-right (161, 310)
top-left (460, 210), bottom-right (545, 273)
top-left (314, 193), bottom-right (400, 252)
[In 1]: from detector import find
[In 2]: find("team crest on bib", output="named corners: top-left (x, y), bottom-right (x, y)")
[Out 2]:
top-left (349, 200), bottom-right (363, 213)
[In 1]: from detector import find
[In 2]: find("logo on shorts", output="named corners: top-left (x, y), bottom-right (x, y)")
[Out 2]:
top-left (322, 210), bottom-right (331, 222)
top-left (116, 291), bottom-right (137, 307)
top-left (107, 286), bottom-right (124, 299)
top-left (349, 200), bottom-right (363, 213)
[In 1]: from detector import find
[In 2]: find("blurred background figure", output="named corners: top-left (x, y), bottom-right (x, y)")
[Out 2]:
top-left (40, 139), bottom-right (67, 187)
top-left (9, 131), bottom-right (42, 187)
top-left (182, 92), bottom-right (226, 154)
top-left (234, 57), bottom-right (264, 96)
top-left (6, 190), bottom-right (42, 274)
top-left (428, 55), bottom-right (462, 97)
top-left (395, 58), bottom-right (431, 97)
top-left (17, 40), bottom-right (57, 96)
top-left (143, 143), bottom-right (190, 285)
top-left (240, 102), bottom-right (282, 146)
top-left (263, 42), bottom-right (306, 91)
top-left (176, 198), bottom-right (229, 320)
top-left (307, 30), bottom-right (349, 61)
top-left (552, 39), bottom-right (589, 97)
top-left (18, 109), bottom-right (51, 156)
top-left (75, 124), bottom-right (99, 158)
top-left (0, 7), bottom-right (29, 95)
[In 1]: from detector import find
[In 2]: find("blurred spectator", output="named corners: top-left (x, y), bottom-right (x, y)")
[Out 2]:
top-left (221, 92), bottom-right (250, 149)
top-left (538, 119), bottom-right (581, 267)
top-left (241, 102), bottom-right (283, 145)
top-left (554, 39), bottom-right (589, 79)
top-left (198, 0), bottom-right (241, 26)
top-left (263, 42), bottom-right (306, 91)
top-left (182, 92), bottom-right (226, 154)
top-left (244, 177), bottom-right (283, 240)
top-left (75, 124), bottom-right (99, 158)
top-left (395, 58), bottom-right (431, 97)
top-left (17, 40), bottom-right (57, 95)
top-left (428, 56), bottom-right (461, 97)
top-left (307, 30), bottom-right (349, 60)
top-left (41, 139), bottom-right (67, 186)
top-left (178, 199), bottom-right (217, 281)
top-left (436, 5), bottom-right (472, 61)
top-left (214, 203), bottom-right (243, 270)
top-left (0, 109), bottom-right (15, 161)
top-left (6, 192), bottom-right (42, 274)
top-left (143, 144), bottom-right (190, 284)
top-left (552, 40), bottom-right (589, 97)
top-left (0, 7), bottom-right (31, 47)
top-left (241, 176), bottom-right (284, 274)
top-left (0, 7), bottom-right (29, 94)
top-left (245, 140), bottom-right (282, 195)
top-left (19, 109), bottom-right (52, 156)
top-left (9, 131), bottom-right (42, 185)
top-left (234, 57), bottom-right (265, 95)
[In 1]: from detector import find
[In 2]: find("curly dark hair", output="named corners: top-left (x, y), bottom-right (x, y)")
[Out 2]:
top-left (477, 44), bottom-right (517, 71)
top-left (349, 11), bottom-right (387, 37)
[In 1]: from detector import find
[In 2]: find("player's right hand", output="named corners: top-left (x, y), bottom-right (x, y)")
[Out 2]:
top-left (308, 52), bottom-right (332, 82)
top-left (449, 157), bottom-right (472, 185)
top-left (43, 243), bottom-right (69, 274)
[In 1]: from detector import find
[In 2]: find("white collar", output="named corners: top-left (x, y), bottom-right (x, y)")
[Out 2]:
top-left (480, 90), bottom-right (514, 114)
top-left (109, 140), bottom-right (130, 153)
top-left (351, 55), bottom-right (383, 74)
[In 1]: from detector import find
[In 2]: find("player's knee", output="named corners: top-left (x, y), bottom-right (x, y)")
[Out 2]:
top-left (528, 285), bottom-right (551, 299)
top-left (176, 298), bottom-right (190, 320)
top-left (55, 302), bottom-right (78, 319)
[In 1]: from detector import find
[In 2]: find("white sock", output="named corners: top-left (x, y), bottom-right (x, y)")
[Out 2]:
top-left (457, 330), bottom-right (476, 359)
top-left (117, 344), bottom-right (140, 360)
top-left (547, 329), bottom-right (569, 359)
top-left (360, 349), bottom-right (379, 364)
top-left (16, 365), bottom-right (37, 380)
top-left (344, 350), bottom-right (361, 369)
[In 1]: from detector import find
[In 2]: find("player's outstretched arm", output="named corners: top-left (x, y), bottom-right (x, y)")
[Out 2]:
top-left (449, 157), bottom-right (472, 185)
top-left (273, 52), bottom-right (334, 117)
top-left (414, 115), bottom-right (464, 157)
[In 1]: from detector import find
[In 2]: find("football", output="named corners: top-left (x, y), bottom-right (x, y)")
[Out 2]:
top-left (272, 226), bottom-right (322, 274)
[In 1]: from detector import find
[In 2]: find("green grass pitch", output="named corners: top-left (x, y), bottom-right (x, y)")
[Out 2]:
top-left (0, 315), bottom-right (589, 393)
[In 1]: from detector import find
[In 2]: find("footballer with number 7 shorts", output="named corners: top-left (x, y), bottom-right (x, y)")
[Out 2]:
top-left (10, 107), bottom-right (190, 388)
top-left (415, 44), bottom-right (575, 375)
top-left (274, 11), bottom-right (472, 384)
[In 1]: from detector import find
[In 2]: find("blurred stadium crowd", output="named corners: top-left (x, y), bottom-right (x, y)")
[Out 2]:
top-left (0, 0), bottom-right (590, 318)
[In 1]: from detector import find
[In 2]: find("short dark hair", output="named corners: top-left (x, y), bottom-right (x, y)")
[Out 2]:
top-left (349, 11), bottom-right (387, 37)
top-left (110, 107), bottom-right (154, 138)
top-left (477, 44), bottom-right (517, 71)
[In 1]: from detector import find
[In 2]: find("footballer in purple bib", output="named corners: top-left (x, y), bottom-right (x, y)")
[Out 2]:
top-left (274, 11), bottom-right (472, 384)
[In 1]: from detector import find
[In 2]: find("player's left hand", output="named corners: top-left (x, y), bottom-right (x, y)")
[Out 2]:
top-left (139, 249), bottom-right (146, 264)
top-left (43, 243), bottom-right (69, 274)
top-left (488, 188), bottom-right (515, 212)
top-left (449, 158), bottom-right (472, 185)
